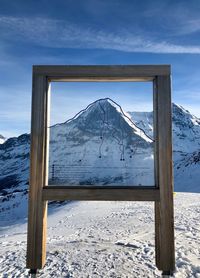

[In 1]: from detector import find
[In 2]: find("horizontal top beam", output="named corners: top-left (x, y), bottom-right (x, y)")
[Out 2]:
top-left (33, 65), bottom-right (171, 82)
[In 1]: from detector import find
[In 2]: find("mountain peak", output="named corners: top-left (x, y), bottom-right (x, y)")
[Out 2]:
top-left (172, 103), bottom-right (191, 116)
top-left (60, 98), bottom-right (153, 143)
top-left (172, 102), bottom-right (200, 127)
top-left (77, 98), bottom-right (122, 117)
top-left (0, 134), bottom-right (6, 144)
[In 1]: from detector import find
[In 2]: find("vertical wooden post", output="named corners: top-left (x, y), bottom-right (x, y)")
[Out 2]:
top-left (26, 73), bottom-right (50, 270)
top-left (154, 75), bottom-right (175, 272)
top-left (153, 78), bottom-right (161, 270)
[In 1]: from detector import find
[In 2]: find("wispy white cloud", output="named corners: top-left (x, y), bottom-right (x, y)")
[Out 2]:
top-left (1, 16), bottom-right (200, 54)
top-left (141, 1), bottom-right (200, 37)
top-left (164, 17), bottom-right (200, 37)
top-left (176, 19), bottom-right (200, 35)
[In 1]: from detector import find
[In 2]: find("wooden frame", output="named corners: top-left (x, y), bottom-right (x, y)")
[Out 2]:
top-left (27, 65), bottom-right (175, 275)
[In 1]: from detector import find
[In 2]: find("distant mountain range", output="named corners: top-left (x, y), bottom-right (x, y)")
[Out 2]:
top-left (0, 98), bottom-right (200, 219)
top-left (129, 103), bottom-right (200, 192)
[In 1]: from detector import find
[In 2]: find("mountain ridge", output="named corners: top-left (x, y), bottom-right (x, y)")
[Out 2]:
top-left (52, 98), bottom-right (153, 143)
top-left (49, 98), bottom-right (154, 186)
top-left (0, 98), bottom-right (199, 221)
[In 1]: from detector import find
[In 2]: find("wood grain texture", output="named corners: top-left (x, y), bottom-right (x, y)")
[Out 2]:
top-left (33, 65), bottom-right (170, 82)
top-left (153, 77), bottom-right (161, 269)
top-left (154, 75), bottom-right (175, 271)
top-left (42, 186), bottom-right (160, 201)
top-left (26, 74), bottom-right (50, 269)
top-left (155, 201), bottom-right (161, 269)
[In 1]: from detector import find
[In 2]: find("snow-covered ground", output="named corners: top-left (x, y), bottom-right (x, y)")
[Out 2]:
top-left (0, 193), bottom-right (199, 278)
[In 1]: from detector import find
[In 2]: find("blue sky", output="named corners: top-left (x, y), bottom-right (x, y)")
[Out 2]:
top-left (0, 0), bottom-right (200, 137)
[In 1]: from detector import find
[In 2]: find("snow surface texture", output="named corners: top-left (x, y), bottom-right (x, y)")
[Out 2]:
top-left (0, 193), bottom-right (199, 277)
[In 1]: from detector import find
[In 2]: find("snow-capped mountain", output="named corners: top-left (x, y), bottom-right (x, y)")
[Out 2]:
top-left (128, 103), bottom-right (200, 154)
top-left (0, 134), bottom-right (6, 144)
top-left (0, 99), bottom-right (154, 220)
top-left (0, 98), bottom-right (200, 220)
top-left (127, 111), bottom-right (154, 139)
top-left (0, 134), bottom-right (30, 219)
top-left (129, 103), bottom-right (200, 192)
top-left (49, 98), bottom-right (154, 186)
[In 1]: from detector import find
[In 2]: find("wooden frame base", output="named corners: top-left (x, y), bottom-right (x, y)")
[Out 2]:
top-left (42, 186), bottom-right (160, 201)
top-left (27, 65), bottom-right (175, 274)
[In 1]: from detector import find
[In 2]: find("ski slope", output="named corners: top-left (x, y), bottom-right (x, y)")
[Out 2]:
top-left (0, 193), bottom-right (199, 277)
